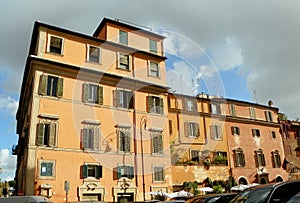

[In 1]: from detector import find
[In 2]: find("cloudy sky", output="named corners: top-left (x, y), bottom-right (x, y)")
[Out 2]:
top-left (1, 0), bottom-right (300, 180)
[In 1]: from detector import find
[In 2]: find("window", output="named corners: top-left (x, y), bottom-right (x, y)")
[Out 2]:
top-left (82, 164), bottom-right (102, 179)
top-left (87, 45), bottom-right (101, 63)
top-left (83, 83), bottom-right (103, 104)
top-left (117, 165), bottom-right (134, 179)
top-left (153, 166), bottom-right (164, 182)
top-left (119, 30), bottom-right (128, 45)
top-left (185, 122), bottom-right (199, 137)
top-left (210, 103), bottom-right (221, 114)
top-left (272, 150), bottom-right (281, 168)
top-left (231, 126), bottom-right (240, 135)
top-left (40, 161), bottom-right (54, 177)
top-left (115, 89), bottom-right (133, 109)
top-left (271, 131), bottom-right (276, 139)
top-left (48, 35), bottom-right (64, 54)
top-left (284, 145), bottom-right (292, 155)
top-left (183, 98), bottom-right (197, 111)
top-left (151, 131), bottom-right (163, 154)
top-left (149, 39), bottom-right (157, 53)
top-left (147, 96), bottom-right (164, 114)
top-left (255, 149), bottom-right (266, 167)
top-left (118, 129), bottom-right (131, 153)
top-left (148, 61), bottom-right (160, 77)
top-left (36, 122), bottom-right (57, 147)
top-left (229, 104), bottom-right (236, 116)
top-left (118, 53), bottom-right (130, 70)
top-left (265, 111), bottom-right (273, 122)
top-left (190, 150), bottom-right (200, 162)
top-left (169, 120), bottom-right (173, 135)
top-left (233, 148), bottom-right (245, 167)
top-left (82, 126), bottom-right (100, 151)
top-left (249, 107), bottom-right (256, 119)
top-left (39, 75), bottom-right (63, 98)
top-left (252, 129), bottom-right (261, 137)
top-left (211, 124), bottom-right (222, 140)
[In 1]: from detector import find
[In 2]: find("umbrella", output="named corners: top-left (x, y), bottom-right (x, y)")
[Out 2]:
top-left (247, 183), bottom-right (260, 188)
top-left (169, 190), bottom-right (193, 198)
top-left (197, 187), bottom-right (214, 192)
top-left (230, 184), bottom-right (249, 191)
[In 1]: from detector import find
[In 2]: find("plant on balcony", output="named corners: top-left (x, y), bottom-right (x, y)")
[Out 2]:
top-left (211, 155), bottom-right (228, 165)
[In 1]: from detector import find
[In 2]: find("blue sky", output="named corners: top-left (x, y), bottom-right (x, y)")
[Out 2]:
top-left (1, 0), bottom-right (300, 181)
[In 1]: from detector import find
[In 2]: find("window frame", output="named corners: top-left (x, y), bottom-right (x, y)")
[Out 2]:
top-left (82, 163), bottom-right (102, 179)
top-left (185, 122), bottom-right (200, 138)
top-left (152, 165), bottom-right (165, 182)
top-left (117, 164), bottom-right (134, 179)
top-left (36, 121), bottom-right (57, 147)
top-left (249, 107), bottom-right (256, 119)
top-left (39, 75), bottom-right (64, 98)
top-left (82, 124), bottom-right (100, 151)
top-left (148, 60), bottom-right (160, 77)
top-left (47, 34), bottom-right (64, 55)
top-left (233, 148), bottom-right (246, 167)
top-left (272, 150), bottom-right (281, 168)
top-left (83, 83), bottom-right (103, 105)
top-left (190, 149), bottom-right (200, 162)
top-left (118, 128), bottom-right (131, 153)
top-left (229, 104), bottom-right (237, 116)
top-left (210, 103), bottom-right (222, 114)
top-left (255, 149), bottom-right (266, 167)
top-left (119, 30), bottom-right (128, 45)
top-left (265, 110), bottom-right (273, 122)
top-left (38, 160), bottom-right (56, 180)
top-left (115, 89), bottom-right (134, 109)
top-left (117, 52), bottom-right (131, 71)
top-left (87, 45), bottom-right (101, 64)
top-left (231, 126), bottom-right (240, 136)
top-left (151, 131), bottom-right (163, 154)
top-left (147, 96), bottom-right (164, 114)
top-left (149, 39), bottom-right (157, 53)
top-left (211, 124), bottom-right (223, 140)
top-left (252, 129), bottom-right (261, 137)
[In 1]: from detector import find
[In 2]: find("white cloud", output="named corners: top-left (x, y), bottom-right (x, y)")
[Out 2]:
top-left (0, 148), bottom-right (16, 181)
top-left (0, 96), bottom-right (18, 116)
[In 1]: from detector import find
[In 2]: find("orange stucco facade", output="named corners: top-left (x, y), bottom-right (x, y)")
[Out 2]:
top-left (16, 18), bottom-right (289, 203)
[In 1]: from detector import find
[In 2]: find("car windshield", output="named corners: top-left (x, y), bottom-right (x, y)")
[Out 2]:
top-left (230, 187), bottom-right (273, 203)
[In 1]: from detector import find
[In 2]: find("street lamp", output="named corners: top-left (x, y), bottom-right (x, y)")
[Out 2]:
top-left (140, 116), bottom-right (147, 201)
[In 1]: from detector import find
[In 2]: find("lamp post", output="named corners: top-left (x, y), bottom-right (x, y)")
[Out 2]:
top-left (140, 116), bottom-right (147, 201)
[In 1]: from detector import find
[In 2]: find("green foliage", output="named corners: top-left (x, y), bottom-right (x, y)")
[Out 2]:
top-left (211, 155), bottom-right (227, 165)
top-left (183, 181), bottom-right (199, 195)
top-left (213, 185), bottom-right (223, 193)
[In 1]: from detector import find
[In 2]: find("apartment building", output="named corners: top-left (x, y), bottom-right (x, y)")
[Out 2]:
top-left (168, 94), bottom-right (288, 190)
top-left (280, 119), bottom-right (300, 179)
top-left (16, 18), bottom-right (172, 202)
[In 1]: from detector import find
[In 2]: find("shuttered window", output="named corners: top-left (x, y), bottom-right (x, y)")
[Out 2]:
top-left (265, 111), bottom-right (273, 122)
top-left (115, 89), bottom-right (134, 109)
top-left (233, 148), bottom-right (246, 167)
top-left (255, 149), bottom-right (266, 167)
top-left (153, 166), bottom-right (164, 182)
top-left (119, 130), bottom-right (131, 153)
top-left (231, 126), bottom-right (240, 135)
top-left (117, 165), bottom-right (134, 179)
top-left (211, 124), bottom-right (222, 140)
top-left (252, 129), bottom-right (261, 137)
top-left (210, 103), bottom-right (221, 114)
top-left (83, 83), bottom-right (103, 105)
top-left (184, 122), bottom-right (200, 137)
top-left (39, 75), bottom-right (63, 98)
top-left (148, 61), bottom-right (160, 77)
top-left (36, 123), bottom-right (57, 147)
top-left (191, 150), bottom-right (200, 162)
top-left (147, 96), bottom-right (164, 114)
top-left (229, 104), bottom-right (237, 116)
top-left (272, 150), bottom-right (281, 168)
top-left (151, 131), bottom-right (163, 154)
top-left (82, 164), bottom-right (102, 179)
top-left (82, 127), bottom-right (100, 151)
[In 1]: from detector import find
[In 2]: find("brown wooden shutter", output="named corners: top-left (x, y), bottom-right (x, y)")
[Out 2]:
top-left (98, 86), bottom-right (103, 105)
top-left (83, 83), bottom-right (89, 102)
top-left (124, 131), bottom-right (131, 152)
top-left (116, 90), bottom-right (121, 108)
top-left (196, 123), bottom-right (200, 137)
top-left (48, 123), bottom-right (56, 147)
top-left (159, 98), bottom-right (164, 114)
top-left (36, 123), bottom-right (44, 146)
top-left (38, 75), bottom-right (48, 95)
top-left (184, 122), bottom-right (189, 137)
top-left (56, 77), bottom-right (63, 98)
top-left (147, 96), bottom-right (153, 112)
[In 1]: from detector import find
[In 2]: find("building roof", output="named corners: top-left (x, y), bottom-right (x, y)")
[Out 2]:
top-left (93, 17), bottom-right (166, 39)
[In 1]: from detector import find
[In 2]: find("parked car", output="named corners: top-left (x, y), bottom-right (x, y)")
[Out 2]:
top-left (185, 193), bottom-right (237, 203)
top-left (287, 193), bottom-right (300, 203)
top-left (230, 180), bottom-right (300, 203)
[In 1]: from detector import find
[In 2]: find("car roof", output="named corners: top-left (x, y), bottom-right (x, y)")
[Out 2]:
top-left (185, 193), bottom-right (237, 203)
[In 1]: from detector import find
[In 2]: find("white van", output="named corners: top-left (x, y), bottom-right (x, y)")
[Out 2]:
top-left (0, 196), bottom-right (52, 203)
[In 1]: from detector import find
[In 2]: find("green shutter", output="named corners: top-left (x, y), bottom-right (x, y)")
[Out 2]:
top-left (82, 165), bottom-right (88, 179)
top-left (98, 86), bottom-right (103, 105)
top-left (46, 162), bottom-right (53, 176)
top-left (117, 165), bottom-right (122, 179)
top-left (38, 75), bottom-right (48, 95)
top-left (116, 90), bottom-right (120, 108)
top-left (95, 165), bottom-right (102, 179)
top-left (128, 166), bottom-right (134, 179)
top-left (56, 77), bottom-right (63, 98)
top-left (124, 131), bottom-right (131, 152)
top-left (48, 123), bottom-right (56, 147)
top-left (128, 91), bottom-right (134, 109)
top-left (36, 123), bottom-right (44, 146)
top-left (83, 83), bottom-right (89, 102)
